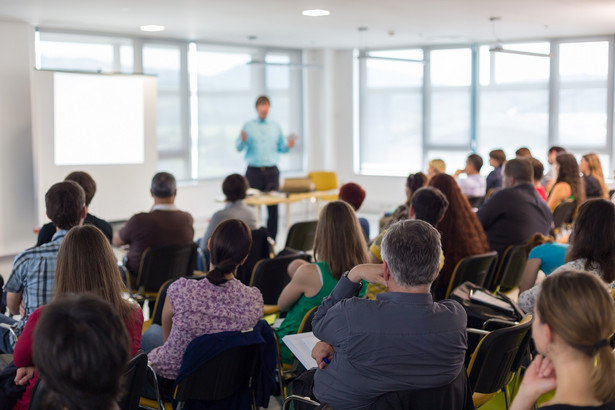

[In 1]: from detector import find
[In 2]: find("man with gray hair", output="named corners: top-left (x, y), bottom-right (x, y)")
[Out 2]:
top-left (297, 220), bottom-right (467, 409)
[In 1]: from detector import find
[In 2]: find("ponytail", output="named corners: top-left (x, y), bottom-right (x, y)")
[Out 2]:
top-left (591, 341), bottom-right (615, 403)
top-left (205, 219), bottom-right (252, 287)
top-left (207, 259), bottom-right (241, 286)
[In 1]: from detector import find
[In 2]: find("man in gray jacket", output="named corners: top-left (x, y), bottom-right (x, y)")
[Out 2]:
top-left (301, 219), bottom-right (468, 410)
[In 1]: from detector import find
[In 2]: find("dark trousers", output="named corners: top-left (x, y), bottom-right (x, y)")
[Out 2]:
top-left (246, 166), bottom-right (280, 239)
top-left (291, 369), bottom-right (319, 409)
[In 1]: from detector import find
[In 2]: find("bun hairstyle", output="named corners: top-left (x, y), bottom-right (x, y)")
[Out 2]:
top-left (207, 219), bottom-right (252, 286)
top-left (536, 271), bottom-right (615, 403)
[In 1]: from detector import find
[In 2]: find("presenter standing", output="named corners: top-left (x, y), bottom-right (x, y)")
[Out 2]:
top-left (236, 95), bottom-right (296, 240)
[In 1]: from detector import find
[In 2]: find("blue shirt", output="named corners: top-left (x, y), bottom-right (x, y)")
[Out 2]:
top-left (528, 242), bottom-right (569, 275)
top-left (236, 118), bottom-right (289, 167)
top-left (4, 230), bottom-right (66, 335)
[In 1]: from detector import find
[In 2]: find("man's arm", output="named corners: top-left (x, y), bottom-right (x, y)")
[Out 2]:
top-left (6, 292), bottom-right (22, 316)
top-left (476, 191), bottom-right (501, 230)
top-left (112, 231), bottom-right (125, 246)
top-left (236, 129), bottom-right (248, 152)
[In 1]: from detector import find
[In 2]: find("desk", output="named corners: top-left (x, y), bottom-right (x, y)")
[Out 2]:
top-left (244, 190), bottom-right (338, 229)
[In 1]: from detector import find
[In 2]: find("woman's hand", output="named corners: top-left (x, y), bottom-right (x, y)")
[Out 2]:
top-left (511, 355), bottom-right (556, 410)
top-left (14, 366), bottom-right (35, 386)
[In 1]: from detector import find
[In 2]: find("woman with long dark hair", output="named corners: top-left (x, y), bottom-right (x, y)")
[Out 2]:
top-left (547, 153), bottom-right (586, 211)
top-left (428, 173), bottom-right (490, 300)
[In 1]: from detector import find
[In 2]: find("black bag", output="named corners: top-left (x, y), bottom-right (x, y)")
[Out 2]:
top-left (0, 361), bottom-right (28, 409)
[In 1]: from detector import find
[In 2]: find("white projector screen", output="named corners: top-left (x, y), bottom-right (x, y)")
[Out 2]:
top-left (32, 70), bottom-right (158, 225)
top-left (54, 73), bottom-right (145, 165)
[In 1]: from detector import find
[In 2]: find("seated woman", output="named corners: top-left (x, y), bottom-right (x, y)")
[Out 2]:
top-left (428, 173), bottom-right (491, 300)
top-left (486, 149), bottom-right (506, 193)
top-left (511, 271), bottom-right (615, 410)
top-left (427, 159), bottom-right (446, 179)
top-left (13, 225), bottom-right (144, 410)
top-left (530, 157), bottom-right (548, 201)
top-left (547, 153), bottom-right (586, 212)
top-left (519, 233), bottom-right (569, 293)
top-left (201, 173), bottom-right (258, 248)
top-left (381, 172), bottom-right (428, 231)
top-left (580, 153), bottom-right (609, 200)
top-left (519, 199), bottom-right (615, 314)
top-left (143, 219), bottom-right (263, 394)
top-left (338, 182), bottom-right (370, 243)
top-left (275, 201), bottom-right (368, 364)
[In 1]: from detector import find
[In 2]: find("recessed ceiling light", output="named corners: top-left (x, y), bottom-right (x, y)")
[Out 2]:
top-left (302, 9), bottom-right (330, 17)
top-left (140, 25), bottom-right (165, 32)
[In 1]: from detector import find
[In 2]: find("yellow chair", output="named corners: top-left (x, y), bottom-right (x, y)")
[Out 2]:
top-left (308, 171), bottom-right (338, 191)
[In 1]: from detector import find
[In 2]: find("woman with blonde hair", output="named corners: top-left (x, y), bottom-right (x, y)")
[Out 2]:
top-left (276, 201), bottom-right (368, 363)
top-left (511, 271), bottom-right (615, 410)
top-left (580, 153), bottom-right (609, 199)
top-left (12, 225), bottom-right (143, 410)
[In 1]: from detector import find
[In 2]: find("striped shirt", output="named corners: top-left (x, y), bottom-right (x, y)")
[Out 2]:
top-left (4, 230), bottom-right (66, 335)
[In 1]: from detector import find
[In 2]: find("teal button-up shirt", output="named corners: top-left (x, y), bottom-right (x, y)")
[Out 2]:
top-left (236, 118), bottom-right (289, 167)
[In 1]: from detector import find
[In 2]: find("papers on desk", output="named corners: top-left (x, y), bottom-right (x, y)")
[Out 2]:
top-left (282, 332), bottom-right (320, 369)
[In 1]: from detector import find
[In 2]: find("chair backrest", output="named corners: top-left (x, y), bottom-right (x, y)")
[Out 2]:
top-left (307, 171), bottom-right (338, 191)
top-left (297, 306), bottom-right (318, 334)
top-left (250, 253), bottom-right (311, 305)
top-left (285, 221), bottom-right (318, 252)
top-left (445, 251), bottom-right (498, 299)
top-left (118, 351), bottom-right (148, 410)
top-left (488, 245), bottom-right (528, 292)
top-left (174, 344), bottom-right (260, 403)
top-left (467, 315), bottom-right (533, 395)
top-left (237, 227), bottom-right (272, 285)
top-left (368, 369), bottom-right (474, 410)
top-left (552, 199), bottom-right (576, 230)
top-left (136, 242), bottom-right (198, 293)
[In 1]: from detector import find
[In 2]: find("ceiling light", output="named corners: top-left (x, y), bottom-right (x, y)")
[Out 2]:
top-left (302, 9), bottom-right (330, 17)
top-left (140, 25), bottom-right (165, 32)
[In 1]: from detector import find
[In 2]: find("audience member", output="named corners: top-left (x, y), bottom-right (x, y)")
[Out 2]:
top-left (386, 172), bottom-right (428, 228)
top-left (477, 159), bottom-right (552, 257)
top-left (427, 159), bottom-right (446, 179)
top-left (486, 149), bottom-right (506, 193)
top-left (529, 157), bottom-right (547, 201)
top-left (276, 201), bottom-right (368, 364)
top-left (201, 173), bottom-right (257, 248)
top-left (338, 182), bottom-right (370, 242)
top-left (32, 295), bottom-right (131, 410)
top-left (294, 220), bottom-right (467, 409)
top-left (429, 174), bottom-right (490, 300)
top-left (519, 233), bottom-right (569, 293)
top-left (580, 153), bottom-right (609, 200)
top-left (36, 171), bottom-right (112, 246)
top-left (519, 199), bottom-right (615, 314)
top-left (113, 172), bottom-right (194, 282)
top-left (541, 146), bottom-right (566, 191)
top-left (12, 225), bottom-right (143, 410)
top-left (511, 271), bottom-right (615, 410)
top-left (547, 153), bottom-right (586, 212)
top-left (142, 219), bottom-right (263, 396)
top-left (515, 147), bottom-right (532, 159)
top-left (454, 154), bottom-right (486, 197)
top-left (2, 181), bottom-right (86, 349)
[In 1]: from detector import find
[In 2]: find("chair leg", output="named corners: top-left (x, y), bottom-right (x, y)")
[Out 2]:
top-left (504, 385), bottom-right (511, 409)
top-left (146, 363), bottom-right (164, 410)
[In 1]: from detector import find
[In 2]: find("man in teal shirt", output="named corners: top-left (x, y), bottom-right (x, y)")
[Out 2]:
top-left (236, 95), bottom-right (295, 239)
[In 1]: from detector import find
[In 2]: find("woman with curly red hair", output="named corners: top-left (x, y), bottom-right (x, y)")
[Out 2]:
top-left (428, 173), bottom-right (491, 300)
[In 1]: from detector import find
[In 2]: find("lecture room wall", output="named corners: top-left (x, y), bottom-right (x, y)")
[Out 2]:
top-left (0, 20), bottom-right (406, 257)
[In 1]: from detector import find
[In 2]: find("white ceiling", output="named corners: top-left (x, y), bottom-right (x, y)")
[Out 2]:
top-left (0, 0), bottom-right (614, 49)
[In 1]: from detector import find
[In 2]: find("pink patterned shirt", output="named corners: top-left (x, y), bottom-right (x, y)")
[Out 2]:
top-left (148, 277), bottom-right (263, 379)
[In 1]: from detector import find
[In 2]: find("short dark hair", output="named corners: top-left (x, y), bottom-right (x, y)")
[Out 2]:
top-left (255, 95), bottom-right (270, 107)
top-left (467, 154), bottom-right (483, 172)
top-left (33, 294), bottom-right (130, 410)
top-left (410, 187), bottom-right (449, 227)
top-left (489, 149), bottom-right (506, 166)
top-left (45, 181), bottom-right (85, 230)
top-left (222, 174), bottom-right (249, 202)
top-left (338, 183), bottom-right (366, 211)
top-left (65, 171), bottom-right (96, 206)
top-left (151, 172), bottom-right (176, 198)
top-left (529, 157), bottom-right (544, 182)
top-left (503, 158), bottom-right (533, 184)
top-left (549, 146), bottom-right (566, 155)
top-left (516, 147), bottom-right (532, 158)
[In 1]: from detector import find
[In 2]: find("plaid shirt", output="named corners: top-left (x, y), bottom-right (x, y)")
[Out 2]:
top-left (4, 230), bottom-right (67, 335)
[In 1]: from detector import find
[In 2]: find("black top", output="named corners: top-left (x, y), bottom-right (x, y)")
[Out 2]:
top-left (542, 400), bottom-right (615, 410)
top-left (36, 213), bottom-right (113, 246)
top-left (476, 184), bottom-right (552, 256)
top-left (486, 166), bottom-right (503, 193)
top-left (584, 175), bottom-right (603, 199)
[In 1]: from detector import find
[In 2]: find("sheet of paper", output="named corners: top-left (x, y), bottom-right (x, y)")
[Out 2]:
top-left (282, 332), bottom-right (320, 369)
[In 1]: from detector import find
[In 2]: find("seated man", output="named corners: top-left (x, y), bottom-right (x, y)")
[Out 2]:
top-left (300, 220), bottom-right (467, 409)
top-left (477, 158), bottom-right (552, 256)
top-left (114, 172), bottom-right (194, 283)
top-left (32, 294), bottom-right (130, 409)
top-left (2, 181), bottom-right (86, 352)
top-left (36, 171), bottom-right (113, 246)
top-left (454, 153), bottom-right (486, 198)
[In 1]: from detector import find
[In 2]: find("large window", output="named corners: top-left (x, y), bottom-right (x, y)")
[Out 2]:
top-left (36, 31), bottom-right (304, 180)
